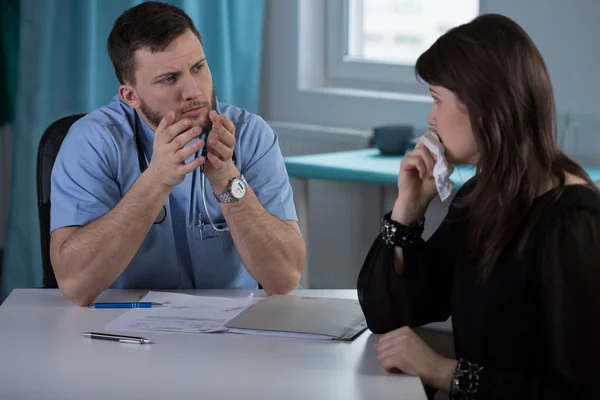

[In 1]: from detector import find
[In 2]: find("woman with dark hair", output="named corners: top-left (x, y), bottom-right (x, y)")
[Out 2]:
top-left (357, 13), bottom-right (600, 399)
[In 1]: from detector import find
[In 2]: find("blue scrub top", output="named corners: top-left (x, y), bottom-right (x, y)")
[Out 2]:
top-left (50, 94), bottom-right (298, 290)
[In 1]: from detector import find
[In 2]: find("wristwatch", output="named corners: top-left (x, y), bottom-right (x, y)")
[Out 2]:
top-left (214, 175), bottom-right (248, 203)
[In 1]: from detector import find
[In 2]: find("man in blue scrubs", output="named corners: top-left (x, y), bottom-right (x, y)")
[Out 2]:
top-left (49, 2), bottom-right (306, 306)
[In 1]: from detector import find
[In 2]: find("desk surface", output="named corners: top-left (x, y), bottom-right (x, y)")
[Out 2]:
top-left (285, 148), bottom-right (600, 187)
top-left (0, 289), bottom-right (427, 400)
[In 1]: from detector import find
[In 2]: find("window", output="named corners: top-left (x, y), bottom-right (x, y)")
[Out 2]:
top-left (348, 0), bottom-right (479, 65)
top-left (327, 0), bottom-right (480, 94)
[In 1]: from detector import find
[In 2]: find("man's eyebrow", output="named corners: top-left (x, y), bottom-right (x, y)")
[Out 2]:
top-left (153, 58), bottom-right (207, 81)
top-left (154, 70), bottom-right (180, 81)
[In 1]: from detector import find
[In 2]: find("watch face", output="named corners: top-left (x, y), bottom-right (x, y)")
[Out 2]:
top-left (230, 178), bottom-right (247, 199)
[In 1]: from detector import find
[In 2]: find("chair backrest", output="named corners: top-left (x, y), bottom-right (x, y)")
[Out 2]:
top-left (36, 114), bottom-right (86, 288)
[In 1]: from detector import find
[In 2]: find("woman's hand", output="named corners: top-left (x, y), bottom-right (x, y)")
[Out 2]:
top-left (392, 137), bottom-right (439, 224)
top-left (375, 326), bottom-right (457, 391)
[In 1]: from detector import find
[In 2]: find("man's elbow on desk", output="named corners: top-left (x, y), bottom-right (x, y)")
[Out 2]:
top-left (262, 247), bottom-right (305, 295)
top-left (256, 225), bottom-right (306, 295)
top-left (57, 279), bottom-right (100, 307)
top-left (263, 268), bottom-right (302, 296)
top-left (54, 266), bottom-right (103, 307)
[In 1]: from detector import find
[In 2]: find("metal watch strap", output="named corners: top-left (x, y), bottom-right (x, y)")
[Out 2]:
top-left (214, 190), bottom-right (235, 204)
top-left (214, 175), bottom-right (247, 203)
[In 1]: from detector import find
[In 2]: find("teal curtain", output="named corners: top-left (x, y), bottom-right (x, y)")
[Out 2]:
top-left (2, 0), bottom-right (265, 299)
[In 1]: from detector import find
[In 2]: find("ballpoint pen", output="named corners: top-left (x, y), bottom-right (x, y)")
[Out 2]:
top-left (198, 212), bottom-right (204, 240)
top-left (81, 332), bottom-right (151, 344)
top-left (87, 302), bottom-right (163, 309)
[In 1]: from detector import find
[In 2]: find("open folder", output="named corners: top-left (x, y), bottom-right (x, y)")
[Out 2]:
top-left (224, 295), bottom-right (368, 341)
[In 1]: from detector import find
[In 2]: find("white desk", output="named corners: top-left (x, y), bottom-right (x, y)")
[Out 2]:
top-left (0, 289), bottom-right (427, 400)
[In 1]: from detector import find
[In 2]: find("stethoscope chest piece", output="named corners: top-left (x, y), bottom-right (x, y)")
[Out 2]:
top-left (154, 205), bottom-right (167, 224)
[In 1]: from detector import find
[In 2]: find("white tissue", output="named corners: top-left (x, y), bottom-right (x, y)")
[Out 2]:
top-left (419, 130), bottom-right (454, 202)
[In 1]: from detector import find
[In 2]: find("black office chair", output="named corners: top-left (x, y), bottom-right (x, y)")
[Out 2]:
top-left (36, 114), bottom-right (86, 288)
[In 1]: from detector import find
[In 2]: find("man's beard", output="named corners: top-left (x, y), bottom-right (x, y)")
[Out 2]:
top-left (139, 88), bottom-right (217, 133)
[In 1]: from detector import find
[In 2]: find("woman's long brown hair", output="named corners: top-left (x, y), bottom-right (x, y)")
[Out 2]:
top-left (415, 14), bottom-right (593, 281)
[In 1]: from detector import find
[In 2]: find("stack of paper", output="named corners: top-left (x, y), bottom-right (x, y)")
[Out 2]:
top-left (225, 295), bottom-right (368, 341)
top-left (104, 292), bottom-right (368, 341)
top-left (104, 291), bottom-right (255, 334)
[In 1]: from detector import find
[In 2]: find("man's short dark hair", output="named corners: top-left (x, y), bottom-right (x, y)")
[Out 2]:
top-left (107, 1), bottom-right (202, 85)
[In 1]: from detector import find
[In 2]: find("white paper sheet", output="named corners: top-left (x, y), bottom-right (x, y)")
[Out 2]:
top-left (225, 328), bottom-right (334, 340)
top-left (104, 291), bottom-right (256, 334)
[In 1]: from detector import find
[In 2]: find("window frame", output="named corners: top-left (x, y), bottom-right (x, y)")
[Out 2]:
top-left (325, 0), bottom-right (482, 95)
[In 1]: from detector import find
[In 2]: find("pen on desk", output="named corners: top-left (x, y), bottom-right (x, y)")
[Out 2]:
top-left (87, 302), bottom-right (163, 309)
top-left (81, 332), bottom-right (151, 344)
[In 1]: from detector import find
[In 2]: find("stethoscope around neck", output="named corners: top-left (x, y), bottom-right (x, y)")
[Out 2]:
top-left (133, 113), bottom-right (232, 232)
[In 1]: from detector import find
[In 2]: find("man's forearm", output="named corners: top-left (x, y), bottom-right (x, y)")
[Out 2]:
top-left (52, 172), bottom-right (170, 305)
top-left (220, 188), bottom-right (305, 294)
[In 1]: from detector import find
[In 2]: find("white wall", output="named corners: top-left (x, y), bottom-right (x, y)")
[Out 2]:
top-left (261, 0), bottom-right (600, 160)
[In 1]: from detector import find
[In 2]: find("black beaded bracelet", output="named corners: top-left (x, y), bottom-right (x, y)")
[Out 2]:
top-left (451, 358), bottom-right (484, 399)
top-left (380, 211), bottom-right (425, 248)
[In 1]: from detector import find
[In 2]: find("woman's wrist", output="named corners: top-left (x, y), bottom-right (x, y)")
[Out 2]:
top-left (425, 357), bottom-right (458, 392)
top-left (391, 198), bottom-right (427, 225)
